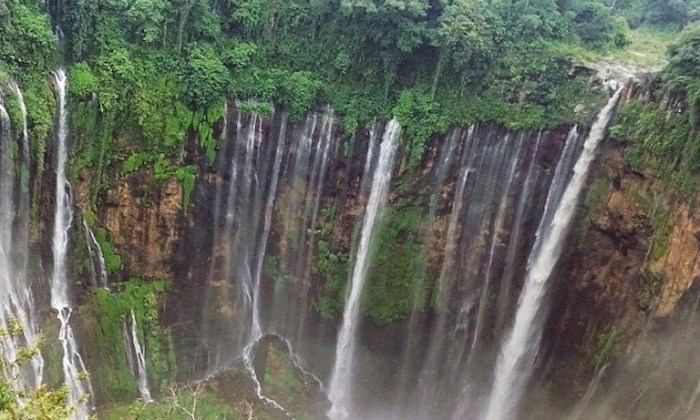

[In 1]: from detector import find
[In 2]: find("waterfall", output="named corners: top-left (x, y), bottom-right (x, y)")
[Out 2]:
top-left (50, 69), bottom-right (94, 419)
top-left (409, 127), bottom-right (476, 413)
top-left (249, 114), bottom-right (287, 348)
top-left (494, 133), bottom-right (543, 336)
top-left (410, 126), bottom-right (542, 418)
top-left (206, 112), bottom-right (263, 366)
top-left (87, 221), bottom-right (149, 401)
top-left (82, 218), bottom-right (152, 401)
top-left (11, 81), bottom-right (44, 387)
top-left (122, 311), bottom-right (153, 402)
top-left (240, 113), bottom-right (292, 416)
top-left (288, 109), bottom-right (337, 346)
top-left (483, 86), bottom-right (623, 420)
top-left (129, 310), bottom-right (153, 402)
top-left (393, 127), bottom-right (465, 408)
top-left (202, 108), bottom-right (292, 413)
top-left (0, 88), bottom-right (44, 391)
top-left (568, 364), bottom-right (609, 420)
top-left (470, 132), bottom-right (525, 353)
top-left (327, 119), bottom-right (401, 419)
top-left (361, 121), bottom-right (380, 198)
top-left (83, 220), bottom-right (108, 289)
top-left (8, 82), bottom-right (31, 281)
top-left (302, 109), bottom-right (336, 287)
top-left (280, 112), bottom-right (317, 284)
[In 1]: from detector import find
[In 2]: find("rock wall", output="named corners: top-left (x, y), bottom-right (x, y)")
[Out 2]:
top-left (100, 174), bottom-right (184, 280)
top-left (72, 101), bottom-right (700, 416)
top-left (546, 138), bottom-right (700, 408)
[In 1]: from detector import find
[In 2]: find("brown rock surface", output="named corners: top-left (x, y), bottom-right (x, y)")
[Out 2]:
top-left (101, 174), bottom-right (183, 280)
top-left (652, 202), bottom-right (700, 317)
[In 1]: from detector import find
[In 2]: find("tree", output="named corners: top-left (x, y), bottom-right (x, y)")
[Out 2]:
top-left (0, 0), bottom-right (56, 75)
top-left (666, 23), bottom-right (700, 115)
top-left (183, 45), bottom-right (230, 110)
top-left (0, 324), bottom-right (72, 419)
top-left (431, 0), bottom-right (501, 97)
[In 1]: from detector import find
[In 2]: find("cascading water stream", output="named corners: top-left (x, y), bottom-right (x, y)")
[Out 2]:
top-left (10, 82), bottom-right (44, 387)
top-left (281, 113), bottom-right (318, 279)
top-left (8, 82), bottom-right (31, 282)
top-left (470, 133), bottom-right (525, 353)
top-left (410, 127), bottom-right (544, 419)
top-left (289, 110), bottom-right (337, 347)
top-left (408, 127), bottom-right (476, 413)
top-left (483, 85), bottom-right (624, 420)
top-left (83, 218), bottom-right (152, 401)
top-left (241, 113), bottom-right (293, 417)
top-left (210, 112), bottom-right (261, 366)
top-left (202, 108), bottom-right (293, 414)
top-left (247, 108), bottom-right (338, 351)
top-left (327, 119), bottom-right (401, 419)
top-left (361, 121), bottom-right (380, 198)
top-left (50, 69), bottom-right (94, 419)
top-left (249, 113), bottom-right (287, 349)
top-left (302, 109), bottom-right (336, 287)
top-left (494, 134), bottom-right (543, 336)
top-left (0, 89), bottom-right (43, 391)
top-left (568, 364), bottom-right (609, 420)
top-left (392, 127), bottom-right (465, 409)
top-left (129, 310), bottom-right (153, 402)
top-left (83, 220), bottom-right (108, 289)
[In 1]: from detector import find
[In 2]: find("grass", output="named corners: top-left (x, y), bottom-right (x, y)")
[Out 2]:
top-left (615, 26), bottom-right (677, 70)
top-left (583, 26), bottom-right (679, 79)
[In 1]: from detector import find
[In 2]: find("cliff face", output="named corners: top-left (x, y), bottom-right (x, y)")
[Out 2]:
top-left (554, 143), bottom-right (700, 346)
top-left (68, 100), bottom-right (700, 416)
top-left (100, 175), bottom-right (184, 280)
top-left (652, 200), bottom-right (700, 317)
top-left (543, 132), bottom-right (700, 416)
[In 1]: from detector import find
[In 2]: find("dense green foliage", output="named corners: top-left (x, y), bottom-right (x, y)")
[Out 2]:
top-left (311, 206), bottom-right (350, 320)
top-left (665, 23), bottom-right (700, 138)
top-left (0, 1), bottom-right (699, 417)
top-left (1, 0), bottom-right (695, 209)
top-left (314, 239), bottom-right (350, 320)
top-left (52, 0), bottom-right (632, 141)
top-left (0, 0), bottom-right (57, 76)
top-left (0, 0), bottom-right (696, 186)
top-left (363, 205), bottom-right (424, 325)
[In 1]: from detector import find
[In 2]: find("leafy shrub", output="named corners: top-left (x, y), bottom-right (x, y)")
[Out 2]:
top-left (183, 45), bottom-right (230, 110)
top-left (69, 62), bottom-right (99, 100)
top-left (393, 90), bottom-right (449, 169)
